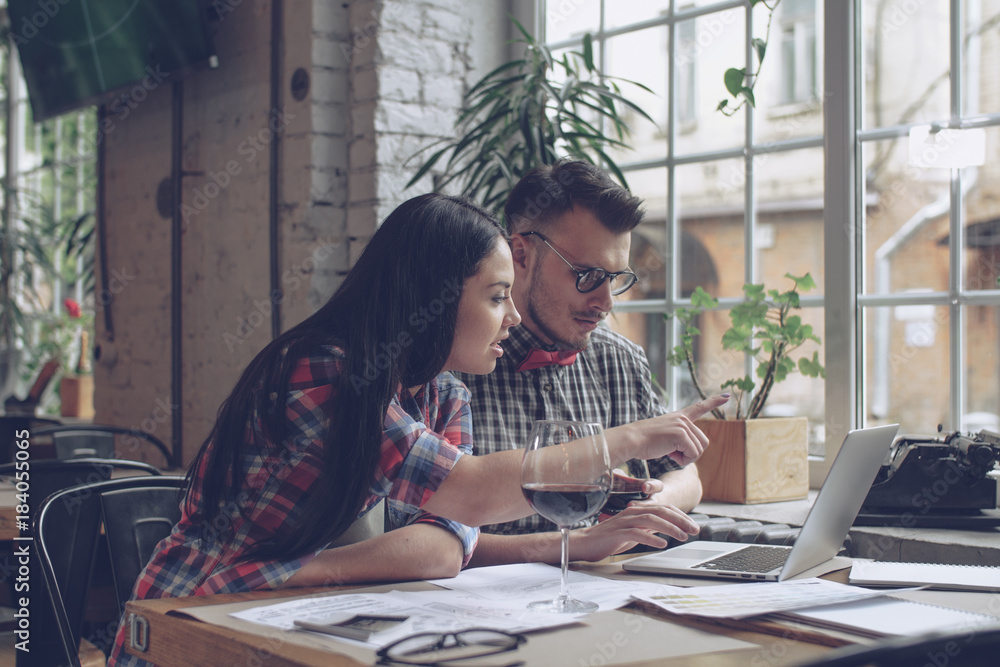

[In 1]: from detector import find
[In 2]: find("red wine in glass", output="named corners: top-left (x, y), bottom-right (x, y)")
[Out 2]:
top-left (520, 420), bottom-right (611, 613)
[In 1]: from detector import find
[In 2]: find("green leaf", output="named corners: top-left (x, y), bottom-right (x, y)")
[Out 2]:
top-left (724, 68), bottom-right (746, 98)
top-left (799, 352), bottom-right (825, 378)
top-left (787, 272), bottom-right (817, 292)
top-left (717, 99), bottom-right (729, 111)
top-left (690, 286), bottom-right (718, 309)
top-left (743, 86), bottom-right (756, 108)
top-left (752, 37), bottom-right (767, 64)
top-left (582, 33), bottom-right (595, 71)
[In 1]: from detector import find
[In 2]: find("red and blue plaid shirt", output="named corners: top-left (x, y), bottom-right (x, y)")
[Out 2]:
top-left (109, 344), bottom-right (477, 666)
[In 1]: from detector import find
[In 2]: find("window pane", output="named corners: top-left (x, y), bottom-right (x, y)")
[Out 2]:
top-left (964, 305), bottom-right (1000, 432)
top-left (666, 304), bottom-right (825, 444)
top-left (754, 146), bottom-right (825, 290)
top-left (545, 0), bottom-right (601, 43)
top-left (622, 166), bottom-right (668, 300)
top-left (863, 305), bottom-right (951, 432)
top-left (862, 138), bottom-right (951, 295)
top-left (677, 159), bottom-right (744, 299)
top-left (605, 0), bottom-right (670, 29)
top-left (674, 8), bottom-right (746, 155)
top-left (962, 0), bottom-right (1000, 116)
top-left (605, 27), bottom-right (667, 163)
top-left (861, 0), bottom-right (951, 130)
top-left (964, 126), bottom-right (1000, 292)
top-left (605, 311), bottom-right (668, 398)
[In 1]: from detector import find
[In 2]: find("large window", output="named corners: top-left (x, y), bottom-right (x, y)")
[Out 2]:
top-left (538, 0), bottom-right (1000, 481)
top-left (0, 4), bottom-right (97, 410)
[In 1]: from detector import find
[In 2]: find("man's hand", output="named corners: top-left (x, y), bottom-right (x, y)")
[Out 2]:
top-left (569, 505), bottom-right (699, 562)
top-left (609, 394), bottom-right (730, 467)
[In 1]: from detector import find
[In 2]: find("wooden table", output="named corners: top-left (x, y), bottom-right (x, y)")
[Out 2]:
top-left (123, 577), bottom-right (841, 667)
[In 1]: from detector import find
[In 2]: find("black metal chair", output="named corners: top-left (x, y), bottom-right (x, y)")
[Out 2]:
top-left (34, 423), bottom-right (177, 468)
top-left (0, 458), bottom-right (161, 667)
top-left (97, 476), bottom-right (186, 615)
top-left (32, 474), bottom-right (185, 667)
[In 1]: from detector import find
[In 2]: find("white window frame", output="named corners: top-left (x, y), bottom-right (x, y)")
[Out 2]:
top-left (531, 0), bottom-right (1000, 486)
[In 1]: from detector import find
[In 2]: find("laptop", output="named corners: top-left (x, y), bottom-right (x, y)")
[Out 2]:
top-left (623, 423), bottom-right (900, 582)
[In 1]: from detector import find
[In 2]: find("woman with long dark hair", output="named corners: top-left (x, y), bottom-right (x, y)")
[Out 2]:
top-left (109, 193), bottom-right (724, 666)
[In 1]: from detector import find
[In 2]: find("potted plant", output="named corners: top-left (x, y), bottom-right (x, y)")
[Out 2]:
top-left (406, 18), bottom-right (652, 213)
top-left (667, 273), bottom-right (825, 503)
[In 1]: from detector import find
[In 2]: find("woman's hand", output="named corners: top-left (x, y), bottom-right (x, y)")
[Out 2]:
top-left (607, 394), bottom-right (730, 467)
top-left (568, 505), bottom-right (699, 562)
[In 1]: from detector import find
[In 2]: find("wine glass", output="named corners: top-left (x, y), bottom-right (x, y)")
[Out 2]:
top-left (602, 459), bottom-right (652, 516)
top-left (520, 420), bottom-right (612, 613)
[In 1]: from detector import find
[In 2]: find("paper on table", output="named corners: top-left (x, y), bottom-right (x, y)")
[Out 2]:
top-left (633, 578), bottom-right (905, 619)
top-left (230, 588), bottom-right (577, 649)
top-left (429, 562), bottom-right (647, 611)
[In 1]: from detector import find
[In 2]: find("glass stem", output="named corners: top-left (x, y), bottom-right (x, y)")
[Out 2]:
top-left (558, 526), bottom-right (570, 605)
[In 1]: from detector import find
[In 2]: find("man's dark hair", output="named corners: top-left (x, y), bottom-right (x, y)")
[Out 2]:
top-left (504, 160), bottom-right (645, 234)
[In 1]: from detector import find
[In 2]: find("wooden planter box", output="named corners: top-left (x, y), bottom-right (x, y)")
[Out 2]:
top-left (695, 417), bottom-right (808, 504)
top-left (60, 374), bottom-right (95, 419)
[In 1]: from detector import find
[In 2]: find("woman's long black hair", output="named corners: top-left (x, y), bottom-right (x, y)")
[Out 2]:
top-left (188, 194), bottom-right (507, 561)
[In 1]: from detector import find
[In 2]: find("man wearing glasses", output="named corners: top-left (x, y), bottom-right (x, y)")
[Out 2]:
top-left (456, 159), bottom-right (712, 567)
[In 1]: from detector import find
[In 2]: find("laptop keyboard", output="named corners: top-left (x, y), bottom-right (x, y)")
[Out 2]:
top-left (692, 545), bottom-right (790, 573)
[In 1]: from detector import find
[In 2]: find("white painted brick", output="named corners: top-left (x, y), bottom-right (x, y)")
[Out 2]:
top-left (376, 134), bottom-right (439, 170)
top-left (349, 137), bottom-right (377, 169)
top-left (315, 0), bottom-right (351, 41)
top-left (422, 74), bottom-right (464, 110)
top-left (379, 1), bottom-right (424, 34)
top-left (375, 100), bottom-right (457, 136)
top-left (423, 5), bottom-right (473, 43)
top-left (349, 100), bottom-right (376, 138)
top-left (379, 31), bottom-right (454, 75)
top-left (312, 34), bottom-right (350, 69)
top-left (310, 68), bottom-right (349, 104)
top-left (314, 101), bottom-right (349, 136)
top-left (352, 67), bottom-right (379, 103)
top-left (348, 169), bottom-right (377, 206)
top-left (301, 203), bottom-right (347, 239)
top-left (379, 65), bottom-right (423, 102)
top-left (312, 133), bottom-right (349, 171)
top-left (376, 167), bottom-right (418, 205)
top-left (347, 204), bottom-right (378, 236)
top-left (311, 166), bottom-right (349, 204)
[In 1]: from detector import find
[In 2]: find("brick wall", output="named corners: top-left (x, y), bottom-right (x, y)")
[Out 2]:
top-left (95, 0), bottom-right (508, 466)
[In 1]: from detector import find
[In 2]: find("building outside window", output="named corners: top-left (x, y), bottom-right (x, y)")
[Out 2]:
top-left (537, 0), bottom-right (1000, 481)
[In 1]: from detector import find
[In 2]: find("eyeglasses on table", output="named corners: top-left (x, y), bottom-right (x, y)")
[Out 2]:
top-left (376, 628), bottom-right (526, 666)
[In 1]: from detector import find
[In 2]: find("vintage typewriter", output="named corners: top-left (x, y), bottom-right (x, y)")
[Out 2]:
top-left (856, 427), bottom-right (1000, 528)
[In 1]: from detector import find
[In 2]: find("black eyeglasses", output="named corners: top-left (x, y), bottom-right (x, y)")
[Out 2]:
top-left (522, 231), bottom-right (638, 296)
top-left (376, 628), bottom-right (526, 666)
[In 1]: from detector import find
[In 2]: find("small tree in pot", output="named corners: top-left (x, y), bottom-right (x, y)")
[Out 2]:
top-left (666, 273), bottom-right (826, 503)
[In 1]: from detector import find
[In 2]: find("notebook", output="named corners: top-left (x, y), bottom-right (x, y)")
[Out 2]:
top-left (623, 423), bottom-right (900, 582)
top-left (780, 596), bottom-right (1000, 638)
top-left (849, 560), bottom-right (1000, 592)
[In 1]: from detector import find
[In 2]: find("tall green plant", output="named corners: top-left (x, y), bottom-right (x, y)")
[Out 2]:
top-left (406, 19), bottom-right (653, 214)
